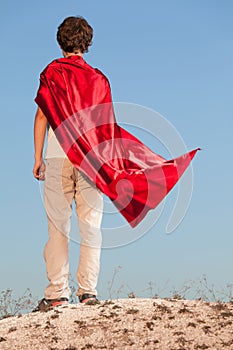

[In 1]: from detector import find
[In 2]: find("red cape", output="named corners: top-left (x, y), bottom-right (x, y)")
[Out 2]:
top-left (35, 55), bottom-right (199, 228)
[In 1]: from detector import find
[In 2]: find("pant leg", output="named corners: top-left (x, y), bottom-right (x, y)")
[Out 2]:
top-left (43, 158), bottom-right (74, 299)
top-left (74, 170), bottom-right (103, 297)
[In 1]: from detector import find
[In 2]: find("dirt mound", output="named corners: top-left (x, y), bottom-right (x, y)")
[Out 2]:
top-left (0, 298), bottom-right (233, 349)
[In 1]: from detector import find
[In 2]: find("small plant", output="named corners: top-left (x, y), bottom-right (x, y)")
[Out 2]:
top-left (170, 279), bottom-right (195, 301)
top-left (68, 274), bottom-right (78, 304)
top-left (142, 279), bottom-right (170, 299)
top-left (128, 292), bottom-right (136, 298)
top-left (194, 275), bottom-right (219, 302)
top-left (107, 265), bottom-right (122, 299)
top-left (0, 288), bottom-right (36, 319)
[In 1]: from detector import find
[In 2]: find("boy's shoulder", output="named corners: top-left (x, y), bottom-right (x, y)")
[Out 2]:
top-left (40, 57), bottom-right (109, 85)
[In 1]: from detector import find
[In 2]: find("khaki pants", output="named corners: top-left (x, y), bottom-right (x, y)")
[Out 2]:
top-left (43, 158), bottom-right (103, 299)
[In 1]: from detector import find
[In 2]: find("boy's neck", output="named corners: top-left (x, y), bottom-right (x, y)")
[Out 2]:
top-left (62, 50), bottom-right (83, 58)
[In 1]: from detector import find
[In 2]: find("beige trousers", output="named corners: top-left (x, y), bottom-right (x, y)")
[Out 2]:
top-left (43, 158), bottom-right (103, 299)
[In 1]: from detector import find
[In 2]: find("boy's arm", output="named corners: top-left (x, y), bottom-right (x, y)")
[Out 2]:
top-left (33, 107), bottom-right (47, 180)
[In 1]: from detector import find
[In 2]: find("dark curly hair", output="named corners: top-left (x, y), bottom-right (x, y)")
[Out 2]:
top-left (57, 16), bottom-right (93, 54)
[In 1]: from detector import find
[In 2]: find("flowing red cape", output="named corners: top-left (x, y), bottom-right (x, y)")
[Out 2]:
top-left (35, 55), bottom-right (199, 228)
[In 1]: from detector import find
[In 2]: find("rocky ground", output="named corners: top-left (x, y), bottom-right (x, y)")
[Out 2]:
top-left (0, 298), bottom-right (233, 349)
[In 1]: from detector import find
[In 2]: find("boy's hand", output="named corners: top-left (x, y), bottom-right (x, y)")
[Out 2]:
top-left (33, 159), bottom-right (46, 181)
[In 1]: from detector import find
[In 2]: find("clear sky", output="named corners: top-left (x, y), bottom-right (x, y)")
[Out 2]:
top-left (0, 0), bottom-right (232, 301)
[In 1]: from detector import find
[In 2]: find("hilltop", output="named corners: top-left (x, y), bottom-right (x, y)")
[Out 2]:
top-left (0, 298), bottom-right (233, 349)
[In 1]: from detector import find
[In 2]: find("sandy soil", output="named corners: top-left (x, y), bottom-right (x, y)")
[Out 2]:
top-left (0, 298), bottom-right (233, 350)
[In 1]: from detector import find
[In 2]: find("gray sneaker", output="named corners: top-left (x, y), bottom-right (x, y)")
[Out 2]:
top-left (33, 297), bottom-right (69, 312)
top-left (79, 293), bottom-right (99, 305)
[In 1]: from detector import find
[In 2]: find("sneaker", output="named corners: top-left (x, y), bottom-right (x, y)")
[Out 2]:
top-left (79, 293), bottom-right (99, 305)
top-left (33, 297), bottom-right (69, 312)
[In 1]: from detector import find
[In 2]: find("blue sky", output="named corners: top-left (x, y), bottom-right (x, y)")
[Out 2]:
top-left (0, 0), bottom-right (232, 301)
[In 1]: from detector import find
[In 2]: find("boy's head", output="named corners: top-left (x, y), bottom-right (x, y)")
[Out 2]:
top-left (57, 16), bottom-right (93, 54)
